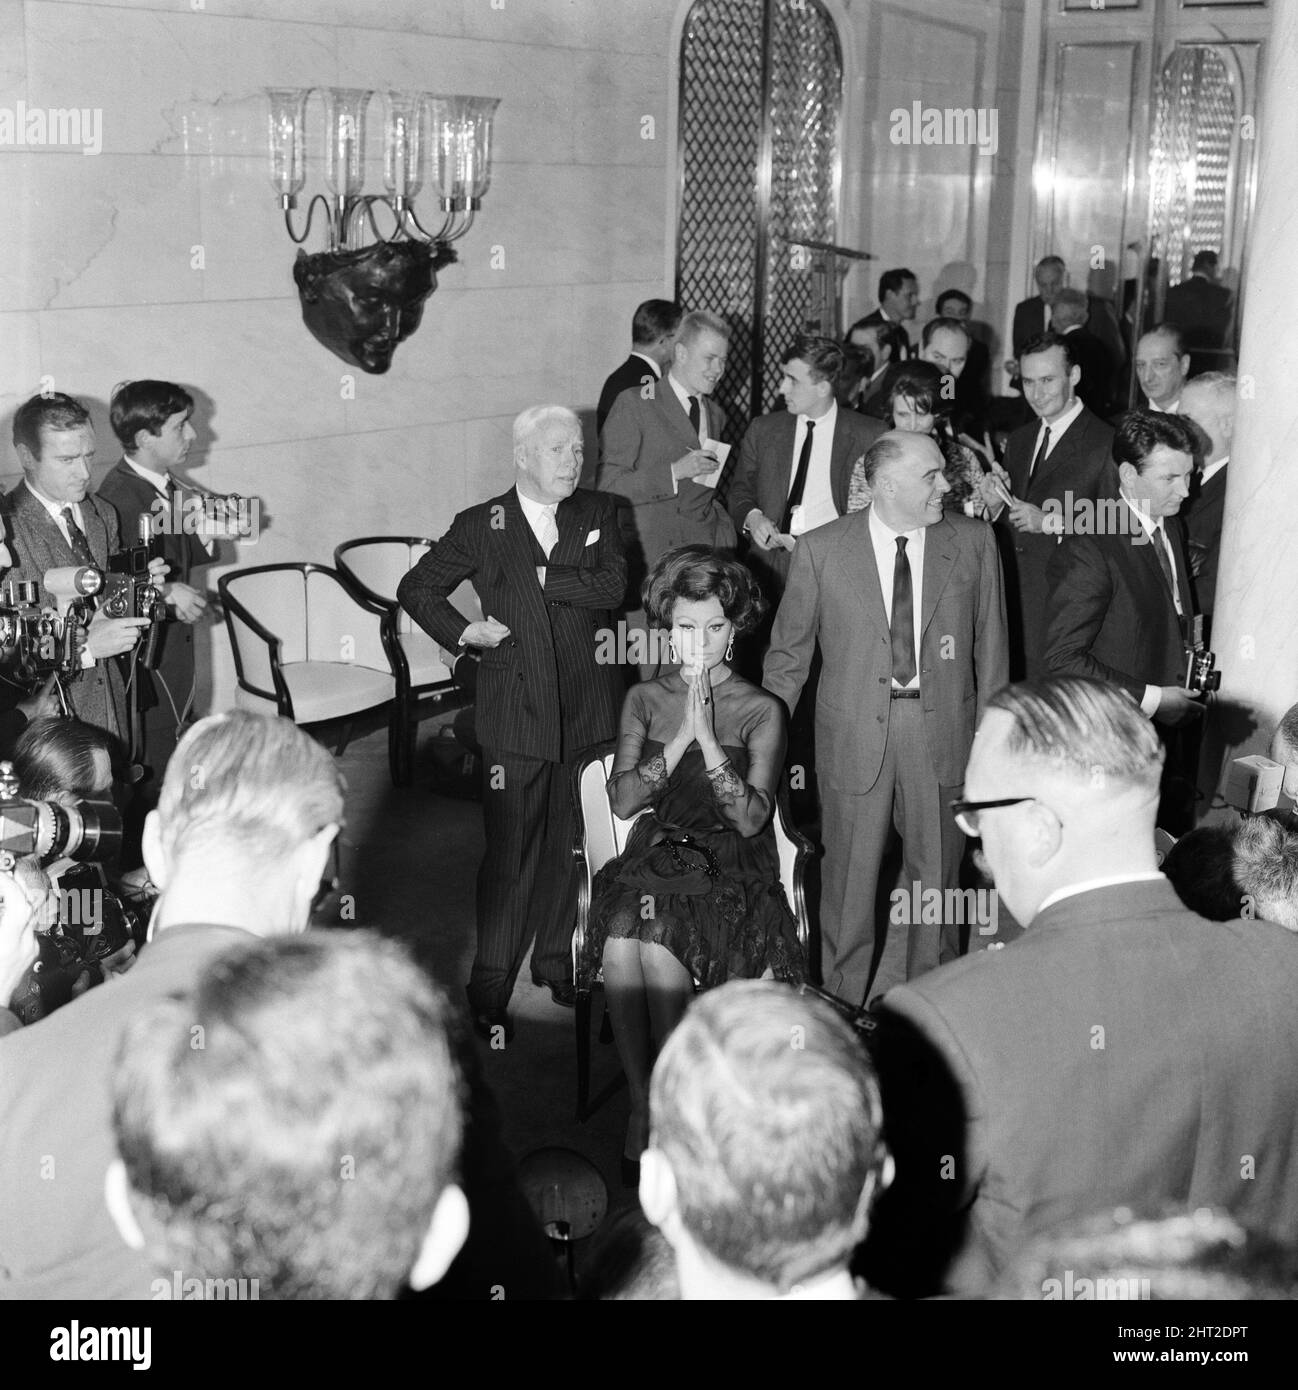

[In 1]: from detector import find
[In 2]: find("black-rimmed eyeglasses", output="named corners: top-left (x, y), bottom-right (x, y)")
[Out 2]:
top-left (949, 796), bottom-right (1036, 838)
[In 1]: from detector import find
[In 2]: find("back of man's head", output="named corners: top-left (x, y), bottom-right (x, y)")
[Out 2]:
top-left (1161, 826), bottom-right (1245, 921)
top-left (642, 981), bottom-right (889, 1296)
top-left (969, 679), bottom-right (1166, 925)
top-left (149, 711), bottom-right (344, 898)
top-left (631, 299), bottom-right (683, 348)
top-left (1233, 817), bottom-right (1298, 930)
top-left (109, 931), bottom-right (468, 1299)
top-left (1051, 287), bottom-right (1089, 330)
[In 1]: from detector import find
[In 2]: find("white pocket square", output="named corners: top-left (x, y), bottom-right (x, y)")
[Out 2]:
top-left (584, 529), bottom-right (600, 545)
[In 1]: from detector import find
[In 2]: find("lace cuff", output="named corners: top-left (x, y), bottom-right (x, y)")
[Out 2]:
top-left (636, 753), bottom-right (669, 799)
top-left (705, 758), bottom-right (745, 806)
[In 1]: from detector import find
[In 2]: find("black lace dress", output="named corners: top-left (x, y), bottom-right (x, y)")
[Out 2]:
top-left (581, 672), bottom-right (804, 990)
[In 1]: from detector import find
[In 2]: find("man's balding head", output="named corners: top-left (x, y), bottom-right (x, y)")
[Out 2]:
top-left (1178, 373), bottom-right (1236, 464)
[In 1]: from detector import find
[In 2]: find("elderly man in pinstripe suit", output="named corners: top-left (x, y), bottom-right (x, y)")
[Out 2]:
top-left (399, 406), bottom-right (627, 1042)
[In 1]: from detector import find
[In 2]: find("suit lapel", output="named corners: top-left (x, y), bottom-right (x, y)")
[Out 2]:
top-left (920, 515), bottom-right (957, 637)
top-left (551, 491), bottom-right (590, 568)
top-left (651, 376), bottom-right (701, 451)
top-left (837, 509), bottom-right (888, 628)
top-left (499, 488), bottom-right (549, 629)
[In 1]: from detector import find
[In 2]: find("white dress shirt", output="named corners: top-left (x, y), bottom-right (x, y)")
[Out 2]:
top-left (868, 505), bottom-right (925, 690)
top-left (667, 372), bottom-right (709, 443)
top-left (517, 487), bottom-right (559, 587)
top-left (788, 401), bottom-right (839, 534)
top-left (1033, 396), bottom-right (1084, 468)
top-left (25, 481), bottom-right (87, 548)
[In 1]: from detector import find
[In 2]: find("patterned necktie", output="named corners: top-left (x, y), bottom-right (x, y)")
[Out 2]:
top-left (890, 536), bottom-right (917, 686)
top-left (62, 507), bottom-right (97, 568)
top-left (688, 395), bottom-right (701, 440)
top-left (538, 506), bottom-right (559, 559)
top-left (781, 419), bottom-right (815, 533)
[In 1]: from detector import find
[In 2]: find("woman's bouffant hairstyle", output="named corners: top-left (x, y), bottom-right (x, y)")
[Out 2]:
top-left (886, 360), bottom-right (953, 419)
top-left (643, 546), bottom-right (766, 636)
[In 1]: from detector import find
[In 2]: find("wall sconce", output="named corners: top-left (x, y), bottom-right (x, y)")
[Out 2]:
top-left (265, 87), bottom-right (500, 372)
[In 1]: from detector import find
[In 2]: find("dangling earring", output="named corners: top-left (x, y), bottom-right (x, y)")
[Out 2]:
top-left (725, 636), bottom-right (734, 663)
top-left (668, 635), bottom-right (678, 663)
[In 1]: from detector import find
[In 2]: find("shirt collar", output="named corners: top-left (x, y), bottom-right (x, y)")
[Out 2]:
top-left (515, 486), bottom-right (556, 526)
top-left (1200, 455), bottom-right (1229, 487)
top-left (1118, 489), bottom-right (1160, 540)
top-left (666, 371), bottom-right (696, 413)
top-left (1037, 872), bottom-right (1166, 916)
top-left (1038, 395), bottom-right (1084, 441)
top-left (25, 480), bottom-right (83, 528)
top-left (868, 501), bottom-right (925, 545)
top-left (630, 350), bottom-right (661, 376)
top-left (798, 400), bottom-right (837, 432)
top-left (124, 456), bottom-right (172, 496)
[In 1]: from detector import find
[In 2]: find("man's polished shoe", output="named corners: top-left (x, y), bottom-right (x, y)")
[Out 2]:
top-left (531, 975), bottom-right (576, 1009)
top-left (471, 1006), bottom-right (515, 1044)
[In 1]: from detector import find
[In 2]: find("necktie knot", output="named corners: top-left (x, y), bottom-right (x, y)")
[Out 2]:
top-left (896, 535), bottom-right (908, 556)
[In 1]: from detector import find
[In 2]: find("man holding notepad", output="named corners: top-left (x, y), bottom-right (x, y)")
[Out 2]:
top-left (598, 309), bottom-right (738, 676)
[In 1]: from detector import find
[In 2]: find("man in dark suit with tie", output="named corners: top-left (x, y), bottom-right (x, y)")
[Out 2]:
top-left (1164, 250), bottom-right (1234, 375)
top-left (596, 299), bottom-right (682, 437)
top-left (1044, 410), bottom-right (1204, 831)
top-left (1050, 288), bottom-right (1114, 415)
top-left (844, 319), bottom-right (908, 416)
top-left (856, 268), bottom-right (919, 360)
top-left (98, 380), bottom-right (213, 775)
top-left (982, 332), bottom-right (1115, 679)
top-left (765, 431), bottom-right (1008, 1003)
top-left (934, 289), bottom-right (991, 433)
top-left (864, 677), bottom-right (1298, 1297)
top-left (4, 393), bottom-right (161, 742)
top-left (728, 335), bottom-right (885, 598)
top-left (399, 406), bottom-right (626, 1041)
top-left (1178, 372), bottom-right (1235, 637)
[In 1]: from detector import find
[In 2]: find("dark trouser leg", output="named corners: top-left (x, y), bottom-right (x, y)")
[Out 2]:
top-left (468, 750), bottom-right (551, 1012)
top-left (528, 757), bottom-right (582, 985)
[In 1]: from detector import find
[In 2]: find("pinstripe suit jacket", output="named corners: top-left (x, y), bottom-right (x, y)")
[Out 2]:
top-left (398, 486), bottom-right (625, 763)
top-left (1, 481), bottom-right (127, 739)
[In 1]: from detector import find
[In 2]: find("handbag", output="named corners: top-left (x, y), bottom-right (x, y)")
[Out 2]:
top-left (614, 832), bottom-right (720, 897)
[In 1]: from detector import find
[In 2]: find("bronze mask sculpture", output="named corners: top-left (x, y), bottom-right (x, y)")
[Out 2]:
top-left (292, 240), bottom-right (456, 374)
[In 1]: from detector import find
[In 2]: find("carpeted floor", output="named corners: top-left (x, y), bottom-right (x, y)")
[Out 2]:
top-left (318, 716), bottom-right (637, 1276)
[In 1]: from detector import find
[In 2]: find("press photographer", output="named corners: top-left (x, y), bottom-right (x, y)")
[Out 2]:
top-left (2, 719), bottom-right (142, 1025)
top-left (5, 393), bottom-right (169, 745)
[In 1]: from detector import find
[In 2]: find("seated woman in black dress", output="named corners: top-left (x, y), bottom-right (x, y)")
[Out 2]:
top-left (582, 546), bottom-right (803, 1172)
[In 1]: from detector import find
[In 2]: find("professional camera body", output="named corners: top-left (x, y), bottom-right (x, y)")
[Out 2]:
top-left (1184, 615), bottom-right (1222, 695)
top-left (0, 570), bottom-right (99, 688)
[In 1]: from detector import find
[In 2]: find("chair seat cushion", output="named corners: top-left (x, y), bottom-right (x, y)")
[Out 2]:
top-left (270, 662), bottom-right (395, 723)
top-left (399, 630), bottom-right (453, 689)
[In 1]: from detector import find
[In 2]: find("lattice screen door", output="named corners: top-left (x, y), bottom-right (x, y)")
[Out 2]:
top-left (677, 0), bottom-right (843, 427)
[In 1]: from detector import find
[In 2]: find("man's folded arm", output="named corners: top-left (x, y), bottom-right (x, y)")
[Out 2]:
top-left (397, 514), bottom-right (482, 650)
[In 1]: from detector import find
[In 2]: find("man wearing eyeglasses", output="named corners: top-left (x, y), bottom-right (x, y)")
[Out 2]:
top-left (861, 677), bottom-right (1298, 1298)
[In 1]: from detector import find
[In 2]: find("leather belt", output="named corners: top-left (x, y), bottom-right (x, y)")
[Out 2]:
top-left (890, 688), bottom-right (920, 699)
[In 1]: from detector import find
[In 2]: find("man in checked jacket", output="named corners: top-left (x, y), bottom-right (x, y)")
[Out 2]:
top-left (399, 405), bottom-right (626, 1042)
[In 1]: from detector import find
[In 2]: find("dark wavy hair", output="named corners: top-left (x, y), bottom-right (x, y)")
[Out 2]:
top-left (887, 360), bottom-right (953, 420)
top-left (1113, 409), bottom-right (1199, 471)
top-left (643, 546), bottom-right (766, 635)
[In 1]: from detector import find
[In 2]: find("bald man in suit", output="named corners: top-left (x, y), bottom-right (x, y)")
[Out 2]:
top-left (765, 431), bottom-right (1008, 1003)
